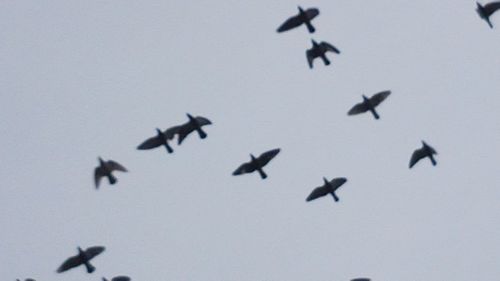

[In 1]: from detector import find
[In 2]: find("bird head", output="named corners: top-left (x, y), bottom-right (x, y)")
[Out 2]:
top-left (98, 157), bottom-right (105, 165)
top-left (297, 6), bottom-right (304, 13)
top-left (311, 39), bottom-right (318, 46)
top-left (155, 128), bottom-right (163, 134)
top-left (77, 246), bottom-right (84, 254)
top-left (186, 113), bottom-right (195, 121)
top-left (362, 95), bottom-right (369, 101)
top-left (250, 154), bottom-right (256, 161)
top-left (323, 177), bottom-right (329, 184)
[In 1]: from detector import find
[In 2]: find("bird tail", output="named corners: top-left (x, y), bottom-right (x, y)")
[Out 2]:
top-left (322, 55), bottom-right (330, 66)
top-left (429, 155), bottom-right (437, 166)
top-left (257, 169), bottom-right (267, 179)
top-left (85, 262), bottom-right (96, 273)
top-left (305, 21), bottom-right (315, 33)
top-left (165, 142), bottom-right (174, 153)
top-left (197, 128), bottom-right (207, 139)
top-left (331, 192), bottom-right (339, 202)
top-left (107, 174), bottom-right (117, 185)
top-left (370, 108), bottom-right (380, 119)
top-left (487, 18), bottom-right (493, 28)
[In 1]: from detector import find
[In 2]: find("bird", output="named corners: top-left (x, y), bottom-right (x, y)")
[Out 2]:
top-left (56, 246), bottom-right (105, 273)
top-left (167, 113), bottom-right (212, 145)
top-left (277, 6), bottom-right (319, 33)
top-left (102, 276), bottom-right (131, 281)
top-left (16, 279), bottom-right (36, 281)
top-left (409, 141), bottom-right (437, 168)
top-left (351, 279), bottom-right (371, 281)
top-left (94, 157), bottom-right (127, 189)
top-left (306, 39), bottom-right (340, 69)
top-left (347, 90), bottom-right (391, 120)
top-left (477, 1), bottom-right (500, 28)
top-left (232, 148), bottom-right (280, 179)
top-left (137, 128), bottom-right (176, 153)
top-left (306, 177), bottom-right (347, 202)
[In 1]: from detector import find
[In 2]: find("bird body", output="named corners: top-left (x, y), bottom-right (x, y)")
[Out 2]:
top-left (409, 141), bottom-right (438, 168)
top-left (277, 6), bottom-right (319, 33)
top-left (306, 177), bottom-right (347, 202)
top-left (477, 1), bottom-right (500, 28)
top-left (137, 128), bottom-right (175, 153)
top-left (232, 148), bottom-right (280, 179)
top-left (306, 39), bottom-right (340, 69)
top-left (57, 246), bottom-right (105, 273)
top-left (166, 113), bottom-right (212, 145)
top-left (94, 157), bottom-right (127, 189)
top-left (348, 90), bottom-right (391, 120)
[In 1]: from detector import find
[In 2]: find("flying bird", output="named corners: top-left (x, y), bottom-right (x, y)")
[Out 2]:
top-left (103, 276), bottom-right (131, 281)
top-left (409, 141), bottom-right (437, 168)
top-left (232, 148), bottom-right (280, 179)
top-left (167, 113), bottom-right (212, 145)
top-left (94, 157), bottom-right (127, 189)
top-left (17, 279), bottom-right (36, 281)
top-left (56, 246), bottom-right (105, 273)
top-left (477, 1), bottom-right (500, 28)
top-left (306, 177), bottom-right (347, 202)
top-left (137, 128), bottom-right (176, 153)
top-left (277, 6), bottom-right (319, 33)
top-left (306, 39), bottom-right (340, 69)
top-left (351, 279), bottom-right (371, 281)
top-left (347, 90), bottom-right (391, 120)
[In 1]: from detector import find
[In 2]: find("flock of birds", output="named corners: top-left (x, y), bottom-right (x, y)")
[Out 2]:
top-left (16, 2), bottom-right (500, 281)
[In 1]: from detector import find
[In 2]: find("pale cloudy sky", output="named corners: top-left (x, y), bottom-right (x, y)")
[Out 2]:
top-left (1, 1), bottom-right (500, 281)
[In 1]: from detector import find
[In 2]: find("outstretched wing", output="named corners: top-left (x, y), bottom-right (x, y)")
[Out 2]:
top-left (369, 90), bottom-right (391, 107)
top-left (137, 135), bottom-right (163, 150)
top-left (176, 124), bottom-right (195, 145)
top-left (257, 148), bottom-right (281, 167)
top-left (94, 167), bottom-right (106, 189)
top-left (329, 177), bottom-right (347, 192)
top-left (232, 162), bottom-right (255, 175)
top-left (106, 161), bottom-right (127, 172)
top-left (348, 102), bottom-right (369, 115)
top-left (306, 49), bottom-right (315, 68)
top-left (320, 42), bottom-right (340, 54)
top-left (195, 116), bottom-right (212, 126)
top-left (305, 8), bottom-right (319, 20)
top-left (111, 276), bottom-right (131, 281)
top-left (409, 148), bottom-right (427, 168)
top-left (484, 1), bottom-right (500, 16)
top-left (306, 186), bottom-right (329, 201)
top-left (277, 15), bottom-right (303, 32)
top-left (57, 255), bottom-right (82, 273)
top-left (164, 125), bottom-right (181, 140)
top-left (85, 246), bottom-right (105, 260)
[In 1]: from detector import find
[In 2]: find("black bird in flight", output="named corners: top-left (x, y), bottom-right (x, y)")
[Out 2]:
top-left (168, 113), bottom-right (212, 145)
top-left (277, 6), bottom-right (319, 33)
top-left (409, 141), bottom-right (437, 168)
top-left (477, 1), bottom-right (500, 28)
top-left (347, 90), bottom-right (391, 120)
top-left (137, 128), bottom-right (176, 153)
top-left (16, 279), bottom-right (36, 281)
top-left (232, 148), bottom-right (280, 179)
top-left (351, 279), bottom-right (371, 281)
top-left (306, 39), bottom-right (340, 69)
top-left (56, 246), bottom-right (105, 273)
top-left (306, 177), bottom-right (347, 202)
top-left (103, 276), bottom-right (131, 281)
top-left (94, 157), bottom-right (127, 189)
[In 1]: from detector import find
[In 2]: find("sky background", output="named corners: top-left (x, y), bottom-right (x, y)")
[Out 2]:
top-left (1, 1), bottom-right (500, 280)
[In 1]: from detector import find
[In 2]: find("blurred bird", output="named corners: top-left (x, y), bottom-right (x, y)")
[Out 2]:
top-left (167, 113), bottom-right (212, 145)
top-left (16, 279), bottom-right (36, 281)
top-left (103, 276), bottom-right (131, 281)
top-left (94, 157), bottom-right (127, 189)
top-left (137, 128), bottom-right (176, 153)
top-left (351, 279), bottom-right (371, 281)
top-left (347, 90), bottom-right (391, 120)
top-left (57, 246), bottom-right (105, 273)
top-left (306, 177), bottom-right (347, 202)
top-left (232, 148), bottom-right (280, 179)
top-left (306, 39), bottom-right (340, 69)
top-left (277, 6), bottom-right (319, 33)
top-left (409, 141), bottom-right (437, 168)
top-left (477, 1), bottom-right (500, 28)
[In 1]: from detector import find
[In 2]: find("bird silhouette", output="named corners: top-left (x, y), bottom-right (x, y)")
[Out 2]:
top-left (167, 113), bottom-right (212, 145)
top-left (477, 1), bottom-right (500, 28)
top-left (347, 90), bottom-right (391, 120)
top-left (409, 141), bottom-right (437, 168)
top-left (232, 148), bottom-right (280, 179)
top-left (56, 246), bottom-right (105, 273)
top-left (351, 279), bottom-right (371, 281)
top-left (137, 128), bottom-right (176, 153)
top-left (306, 177), bottom-right (347, 202)
top-left (102, 276), bottom-right (131, 281)
top-left (306, 39), bottom-right (340, 69)
top-left (277, 6), bottom-right (319, 33)
top-left (94, 157), bottom-right (127, 189)
top-left (16, 279), bottom-right (36, 281)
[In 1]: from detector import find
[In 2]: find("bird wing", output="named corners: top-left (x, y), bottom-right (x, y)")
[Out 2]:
top-left (320, 42), bottom-right (340, 54)
top-left (426, 143), bottom-right (437, 155)
top-left (257, 148), bottom-right (281, 166)
top-left (164, 125), bottom-right (181, 139)
top-left (111, 276), bottom-right (131, 281)
top-left (137, 135), bottom-right (163, 150)
top-left (277, 15), bottom-right (303, 32)
top-left (347, 102), bottom-right (369, 115)
top-left (57, 255), bottom-right (82, 273)
top-left (306, 186), bottom-right (329, 201)
top-left (176, 124), bottom-right (195, 145)
top-left (329, 177), bottom-right (347, 192)
top-left (94, 167), bottom-right (106, 188)
top-left (106, 161), bottom-right (127, 172)
top-left (409, 148), bottom-right (427, 168)
top-left (305, 8), bottom-right (320, 20)
top-left (195, 116), bottom-right (212, 126)
top-left (85, 246), bottom-right (105, 260)
top-left (306, 49), bottom-right (315, 68)
top-left (484, 2), bottom-right (500, 16)
top-left (232, 162), bottom-right (256, 175)
top-left (369, 90), bottom-right (391, 107)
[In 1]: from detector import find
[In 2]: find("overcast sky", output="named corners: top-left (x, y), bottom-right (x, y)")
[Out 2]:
top-left (1, 1), bottom-right (500, 281)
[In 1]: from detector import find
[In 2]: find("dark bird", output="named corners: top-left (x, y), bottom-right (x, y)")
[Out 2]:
top-left (94, 157), bottom-right (127, 189)
top-left (16, 279), bottom-right (36, 281)
top-left (137, 128), bottom-right (176, 153)
top-left (277, 6), bottom-right (319, 33)
top-left (56, 246), bottom-right (105, 273)
top-left (477, 1), bottom-right (500, 28)
top-left (306, 177), bottom-right (347, 202)
top-left (103, 276), bottom-right (131, 281)
top-left (347, 90), bottom-right (391, 120)
top-left (232, 148), bottom-right (280, 179)
top-left (351, 279), bottom-right (371, 281)
top-left (167, 113), bottom-right (212, 145)
top-left (409, 141), bottom-right (437, 168)
top-left (306, 39), bottom-right (340, 69)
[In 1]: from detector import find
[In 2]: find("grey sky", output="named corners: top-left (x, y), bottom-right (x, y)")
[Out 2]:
top-left (1, 1), bottom-right (499, 280)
